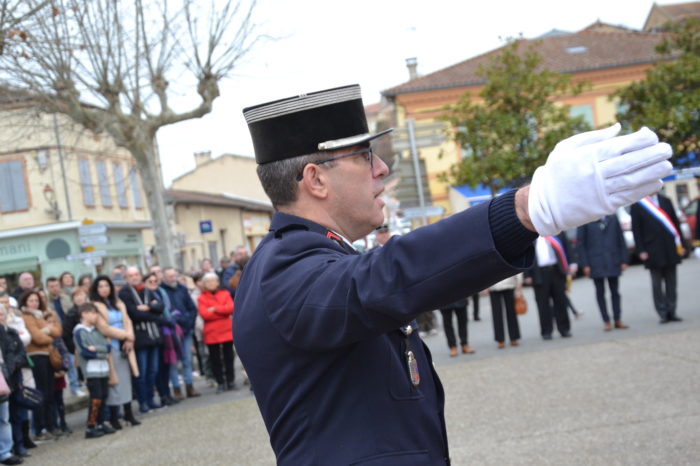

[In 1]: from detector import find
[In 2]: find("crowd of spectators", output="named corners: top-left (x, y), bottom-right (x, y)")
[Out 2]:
top-left (0, 247), bottom-right (249, 464)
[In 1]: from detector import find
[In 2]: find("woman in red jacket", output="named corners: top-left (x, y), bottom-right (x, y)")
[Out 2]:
top-left (197, 273), bottom-right (235, 393)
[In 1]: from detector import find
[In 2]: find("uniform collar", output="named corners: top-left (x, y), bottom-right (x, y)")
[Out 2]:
top-left (270, 212), bottom-right (357, 253)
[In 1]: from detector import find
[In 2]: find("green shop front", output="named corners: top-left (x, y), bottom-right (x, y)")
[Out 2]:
top-left (0, 221), bottom-right (151, 286)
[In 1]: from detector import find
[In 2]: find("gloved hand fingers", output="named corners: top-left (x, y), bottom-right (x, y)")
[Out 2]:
top-left (596, 127), bottom-right (660, 162)
top-left (599, 142), bottom-right (672, 178)
top-left (553, 123), bottom-right (621, 152)
top-left (605, 160), bottom-right (672, 194)
top-left (608, 179), bottom-right (665, 206)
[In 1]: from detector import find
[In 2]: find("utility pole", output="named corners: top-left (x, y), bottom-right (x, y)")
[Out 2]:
top-left (52, 113), bottom-right (73, 220)
top-left (406, 119), bottom-right (428, 226)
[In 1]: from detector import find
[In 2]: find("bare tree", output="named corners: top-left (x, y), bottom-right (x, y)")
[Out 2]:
top-left (0, 0), bottom-right (50, 55)
top-left (0, 0), bottom-right (260, 266)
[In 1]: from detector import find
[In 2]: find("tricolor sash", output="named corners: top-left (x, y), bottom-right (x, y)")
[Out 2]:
top-left (544, 236), bottom-right (568, 273)
top-left (638, 197), bottom-right (683, 255)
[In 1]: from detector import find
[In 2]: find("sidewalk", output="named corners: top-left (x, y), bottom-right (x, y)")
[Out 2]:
top-left (33, 326), bottom-right (700, 465)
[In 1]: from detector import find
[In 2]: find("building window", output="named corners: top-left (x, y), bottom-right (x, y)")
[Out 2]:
top-left (129, 167), bottom-right (143, 209)
top-left (113, 163), bottom-right (128, 208)
top-left (95, 160), bottom-right (112, 207)
top-left (570, 104), bottom-right (594, 127)
top-left (0, 160), bottom-right (29, 212)
top-left (78, 159), bottom-right (95, 207)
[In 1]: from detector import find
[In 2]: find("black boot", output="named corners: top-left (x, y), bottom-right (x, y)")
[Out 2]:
top-left (108, 406), bottom-right (122, 430)
top-left (21, 421), bottom-right (36, 449)
top-left (122, 402), bottom-right (141, 426)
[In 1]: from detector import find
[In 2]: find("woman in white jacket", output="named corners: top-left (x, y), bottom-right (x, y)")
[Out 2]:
top-left (488, 273), bottom-right (523, 349)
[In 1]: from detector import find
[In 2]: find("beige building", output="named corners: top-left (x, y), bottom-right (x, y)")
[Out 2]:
top-left (171, 152), bottom-right (269, 203)
top-left (166, 189), bottom-right (272, 272)
top-left (0, 89), bottom-right (151, 282)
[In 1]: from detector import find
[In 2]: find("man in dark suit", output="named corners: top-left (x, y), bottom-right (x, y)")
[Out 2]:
top-left (232, 84), bottom-right (671, 465)
top-left (577, 214), bottom-right (629, 331)
top-left (525, 233), bottom-right (574, 339)
top-left (631, 193), bottom-right (684, 323)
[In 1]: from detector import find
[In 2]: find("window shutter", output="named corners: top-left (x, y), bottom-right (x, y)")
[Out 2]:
top-left (9, 161), bottom-right (28, 210)
top-left (0, 161), bottom-right (28, 212)
top-left (95, 161), bottom-right (112, 207)
top-left (113, 163), bottom-right (128, 208)
top-left (79, 159), bottom-right (95, 207)
top-left (129, 167), bottom-right (143, 208)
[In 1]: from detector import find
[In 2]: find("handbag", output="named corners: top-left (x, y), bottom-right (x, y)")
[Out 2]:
top-left (16, 385), bottom-right (43, 409)
top-left (107, 354), bottom-right (119, 386)
top-left (48, 345), bottom-right (63, 371)
top-left (515, 294), bottom-right (527, 315)
top-left (15, 369), bottom-right (42, 409)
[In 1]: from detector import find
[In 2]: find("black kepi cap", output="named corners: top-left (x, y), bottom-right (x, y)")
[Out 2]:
top-left (243, 84), bottom-right (393, 164)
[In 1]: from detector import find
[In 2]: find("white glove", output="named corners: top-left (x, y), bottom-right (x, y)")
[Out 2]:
top-left (529, 123), bottom-right (672, 236)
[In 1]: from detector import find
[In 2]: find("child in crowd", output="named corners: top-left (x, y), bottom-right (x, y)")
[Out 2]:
top-left (73, 303), bottom-right (116, 439)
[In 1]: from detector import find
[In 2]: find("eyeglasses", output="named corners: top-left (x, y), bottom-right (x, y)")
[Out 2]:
top-left (296, 148), bottom-right (374, 181)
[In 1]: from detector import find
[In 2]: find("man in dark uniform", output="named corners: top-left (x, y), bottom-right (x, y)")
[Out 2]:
top-left (631, 192), bottom-right (684, 323)
top-left (233, 84), bottom-right (672, 465)
top-left (525, 233), bottom-right (575, 340)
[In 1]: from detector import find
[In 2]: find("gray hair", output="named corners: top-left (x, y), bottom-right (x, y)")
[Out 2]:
top-left (256, 151), bottom-right (336, 209)
top-left (202, 272), bottom-right (219, 283)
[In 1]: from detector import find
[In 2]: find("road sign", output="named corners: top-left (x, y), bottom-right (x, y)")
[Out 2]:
top-left (83, 257), bottom-right (103, 266)
top-left (79, 223), bottom-right (107, 236)
top-left (79, 234), bottom-right (109, 247)
top-left (200, 220), bottom-right (213, 234)
top-left (66, 250), bottom-right (107, 261)
top-left (402, 205), bottom-right (445, 219)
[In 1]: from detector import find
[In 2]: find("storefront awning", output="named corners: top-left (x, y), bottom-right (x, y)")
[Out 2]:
top-left (0, 257), bottom-right (39, 275)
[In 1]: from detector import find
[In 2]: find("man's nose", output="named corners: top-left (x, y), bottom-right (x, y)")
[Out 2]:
top-left (373, 155), bottom-right (390, 178)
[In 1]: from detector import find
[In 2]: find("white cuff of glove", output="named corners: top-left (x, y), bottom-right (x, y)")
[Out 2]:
top-left (528, 123), bottom-right (673, 236)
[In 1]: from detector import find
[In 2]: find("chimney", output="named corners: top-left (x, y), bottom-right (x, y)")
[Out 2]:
top-left (194, 151), bottom-right (212, 167)
top-left (405, 57), bottom-right (418, 80)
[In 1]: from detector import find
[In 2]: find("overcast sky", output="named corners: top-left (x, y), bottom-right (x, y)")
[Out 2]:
top-left (157, 0), bottom-right (674, 186)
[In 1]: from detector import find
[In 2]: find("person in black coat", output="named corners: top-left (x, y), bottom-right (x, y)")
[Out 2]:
top-left (630, 193), bottom-right (684, 323)
top-left (439, 298), bottom-right (474, 357)
top-left (577, 214), bottom-right (629, 331)
top-left (119, 267), bottom-right (170, 413)
top-left (0, 307), bottom-right (28, 460)
top-left (524, 232), bottom-right (574, 339)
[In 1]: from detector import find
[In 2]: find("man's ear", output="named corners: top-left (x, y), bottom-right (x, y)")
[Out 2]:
top-left (299, 163), bottom-right (329, 200)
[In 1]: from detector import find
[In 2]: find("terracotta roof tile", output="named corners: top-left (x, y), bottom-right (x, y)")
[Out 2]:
top-left (383, 26), bottom-right (666, 96)
top-left (657, 1), bottom-right (700, 21)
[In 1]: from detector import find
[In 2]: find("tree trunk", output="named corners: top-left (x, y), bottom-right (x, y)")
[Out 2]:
top-left (132, 139), bottom-right (175, 268)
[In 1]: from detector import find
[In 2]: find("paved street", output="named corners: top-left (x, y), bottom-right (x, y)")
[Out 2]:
top-left (29, 258), bottom-right (700, 465)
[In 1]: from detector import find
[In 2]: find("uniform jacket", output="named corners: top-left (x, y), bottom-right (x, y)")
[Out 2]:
top-left (119, 285), bottom-right (168, 349)
top-left (524, 232), bottom-right (573, 285)
top-left (576, 215), bottom-right (628, 279)
top-left (161, 281), bottom-right (198, 334)
top-left (234, 201), bottom-right (530, 465)
top-left (631, 194), bottom-right (683, 269)
top-left (197, 289), bottom-right (233, 345)
top-left (21, 308), bottom-right (62, 356)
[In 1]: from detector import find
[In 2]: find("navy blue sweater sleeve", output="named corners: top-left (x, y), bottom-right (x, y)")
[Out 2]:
top-left (488, 189), bottom-right (538, 265)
